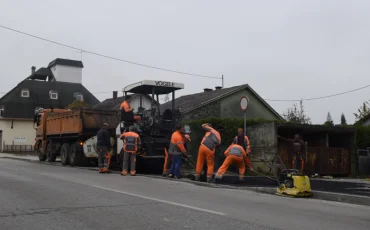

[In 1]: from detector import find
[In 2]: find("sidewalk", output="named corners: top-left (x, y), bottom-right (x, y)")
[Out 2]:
top-left (0, 153), bottom-right (39, 161)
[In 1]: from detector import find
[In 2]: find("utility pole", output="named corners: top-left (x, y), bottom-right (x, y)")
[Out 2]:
top-left (222, 75), bottom-right (224, 88)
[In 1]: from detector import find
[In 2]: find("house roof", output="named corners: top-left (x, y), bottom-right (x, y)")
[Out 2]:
top-left (160, 84), bottom-right (284, 120)
top-left (48, 58), bottom-right (84, 68)
top-left (27, 67), bottom-right (55, 81)
top-left (93, 94), bottom-right (158, 112)
top-left (0, 79), bottom-right (99, 119)
top-left (355, 113), bottom-right (370, 125)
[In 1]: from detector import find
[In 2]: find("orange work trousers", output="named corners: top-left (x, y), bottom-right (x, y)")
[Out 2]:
top-left (195, 144), bottom-right (215, 180)
top-left (163, 148), bottom-right (172, 175)
top-left (215, 155), bottom-right (245, 180)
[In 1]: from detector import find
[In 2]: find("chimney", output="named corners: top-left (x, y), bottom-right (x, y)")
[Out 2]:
top-left (203, 88), bottom-right (213, 92)
top-left (31, 66), bottom-right (36, 75)
top-left (215, 86), bottom-right (222, 90)
top-left (113, 91), bottom-right (118, 100)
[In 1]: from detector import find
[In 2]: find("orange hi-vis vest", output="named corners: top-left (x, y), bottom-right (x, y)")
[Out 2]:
top-left (120, 131), bottom-right (141, 153)
top-left (168, 131), bottom-right (186, 156)
top-left (201, 123), bottom-right (221, 151)
top-left (120, 100), bottom-right (133, 112)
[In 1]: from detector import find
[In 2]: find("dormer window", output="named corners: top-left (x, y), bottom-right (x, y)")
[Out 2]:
top-left (49, 90), bottom-right (58, 100)
top-left (74, 92), bottom-right (84, 101)
top-left (0, 105), bottom-right (4, 118)
top-left (21, 89), bottom-right (30, 97)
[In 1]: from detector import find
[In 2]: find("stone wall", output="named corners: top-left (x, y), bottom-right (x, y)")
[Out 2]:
top-left (183, 101), bottom-right (221, 120)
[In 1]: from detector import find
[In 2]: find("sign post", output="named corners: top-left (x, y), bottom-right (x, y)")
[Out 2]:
top-left (240, 96), bottom-right (249, 136)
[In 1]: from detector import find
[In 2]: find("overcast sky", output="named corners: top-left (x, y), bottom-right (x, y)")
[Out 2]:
top-left (1, 0), bottom-right (370, 124)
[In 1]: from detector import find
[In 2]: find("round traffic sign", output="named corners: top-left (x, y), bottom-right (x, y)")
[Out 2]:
top-left (240, 96), bottom-right (249, 111)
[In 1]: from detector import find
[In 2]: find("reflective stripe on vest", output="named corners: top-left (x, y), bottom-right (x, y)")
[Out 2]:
top-left (124, 136), bottom-right (136, 152)
top-left (202, 133), bottom-right (219, 150)
top-left (168, 141), bottom-right (183, 155)
top-left (229, 146), bottom-right (243, 157)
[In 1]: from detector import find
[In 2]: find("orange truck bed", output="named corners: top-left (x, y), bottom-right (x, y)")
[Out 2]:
top-left (44, 109), bottom-right (119, 137)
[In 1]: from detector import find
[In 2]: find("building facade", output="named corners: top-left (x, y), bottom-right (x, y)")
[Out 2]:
top-left (0, 58), bottom-right (100, 152)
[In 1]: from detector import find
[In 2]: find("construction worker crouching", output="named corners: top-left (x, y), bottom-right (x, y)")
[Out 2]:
top-left (168, 124), bottom-right (187, 179)
top-left (195, 123), bottom-right (221, 182)
top-left (214, 144), bottom-right (253, 181)
top-left (96, 123), bottom-right (112, 173)
top-left (120, 126), bottom-right (141, 176)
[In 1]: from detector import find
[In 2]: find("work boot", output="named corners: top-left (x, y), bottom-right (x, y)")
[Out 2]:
top-left (174, 176), bottom-right (181, 179)
top-left (98, 169), bottom-right (104, 173)
top-left (103, 168), bottom-right (109, 173)
top-left (168, 174), bottom-right (174, 178)
top-left (207, 177), bottom-right (213, 183)
top-left (121, 171), bottom-right (127, 176)
top-left (194, 175), bottom-right (200, 181)
top-left (130, 171), bottom-right (136, 176)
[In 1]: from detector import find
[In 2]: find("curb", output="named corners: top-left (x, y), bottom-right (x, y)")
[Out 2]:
top-left (2, 156), bottom-right (370, 206)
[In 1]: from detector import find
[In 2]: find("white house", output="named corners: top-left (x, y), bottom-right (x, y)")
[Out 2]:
top-left (0, 58), bottom-right (99, 152)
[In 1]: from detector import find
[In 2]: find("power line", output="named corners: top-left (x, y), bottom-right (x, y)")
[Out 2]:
top-left (0, 24), bottom-right (221, 80)
top-left (264, 84), bottom-right (370, 102)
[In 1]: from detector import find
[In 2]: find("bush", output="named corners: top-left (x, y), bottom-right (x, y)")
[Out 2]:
top-left (355, 125), bottom-right (370, 148)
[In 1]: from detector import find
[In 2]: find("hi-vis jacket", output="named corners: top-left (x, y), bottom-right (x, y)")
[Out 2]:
top-left (224, 144), bottom-right (252, 169)
top-left (233, 135), bottom-right (251, 153)
top-left (168, 131), bottom-right (186, 156)
top-left (120, 100), bottom-right (133, 112)
top-left (201, 124), bottom-right (221, 151)
top-left (120, 131), bottom-right (141, 153)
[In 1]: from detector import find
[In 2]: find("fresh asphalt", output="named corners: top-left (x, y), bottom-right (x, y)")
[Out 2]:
top-left (1, 158), bottom-right (370, 230)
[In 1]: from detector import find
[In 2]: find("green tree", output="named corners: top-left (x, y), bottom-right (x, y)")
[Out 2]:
top-left (340, 113), bottom-right (347, 125)
top-left (282, 100), bottom-right (312, 124)
top-left (324, 112), bottom-right (334, 126)
top-left (65, 100), bottom-right (88, 110)
top-left (354, 101), bottom-right (370, 122)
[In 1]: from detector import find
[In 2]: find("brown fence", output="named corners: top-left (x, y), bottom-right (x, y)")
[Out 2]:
top-left (2, 145), bottom-right (35, 154)
top-left (279, 147), bottom-right (351, 176)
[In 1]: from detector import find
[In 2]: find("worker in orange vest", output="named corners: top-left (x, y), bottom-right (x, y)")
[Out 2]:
top-left (233, 128), bottom-right (251, 154)
top-left (120, 95), bottom-right (141, 122)
top-left (163, 133), bottom-right (191, 176)
top-left (214, 144), bottom-right (253, 181)
top-left (195, 123), bottom-right (221, 182)
top-left (168, 124), bottom-right (187, 179)
top-left (120, 126), bottom-right (141, 176)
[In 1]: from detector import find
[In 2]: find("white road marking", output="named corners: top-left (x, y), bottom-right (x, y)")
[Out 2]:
top-left (90, 185), bottom-right (226, 216)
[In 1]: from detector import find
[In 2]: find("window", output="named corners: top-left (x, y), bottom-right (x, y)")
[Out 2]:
top-left (0, 105), bottom-right (4, 118)
top-left (74, 93), bottom-right (84, 101)
top-left (49, 90), bottom-right (58, 100)
top-left (21, 89), bottom-right (30, 97)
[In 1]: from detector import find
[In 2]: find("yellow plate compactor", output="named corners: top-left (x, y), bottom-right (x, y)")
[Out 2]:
top-left (276, 169), bottom-right (313, 197)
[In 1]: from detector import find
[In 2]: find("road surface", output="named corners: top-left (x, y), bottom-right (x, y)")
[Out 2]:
top-left (0, 158), bottom-right (369, 230)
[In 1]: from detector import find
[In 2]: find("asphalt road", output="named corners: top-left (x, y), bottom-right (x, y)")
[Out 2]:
top-left (0, 159), bottom-right (370, 230)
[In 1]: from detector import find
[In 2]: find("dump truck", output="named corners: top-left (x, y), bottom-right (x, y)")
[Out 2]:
top-left (34, 108), bottom-right (119, 166)
top-left (34, 80), bottom-right (185, 172)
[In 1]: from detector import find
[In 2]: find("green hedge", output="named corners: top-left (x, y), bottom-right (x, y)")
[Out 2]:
top-left (355, 125), bottom-right (370, 148)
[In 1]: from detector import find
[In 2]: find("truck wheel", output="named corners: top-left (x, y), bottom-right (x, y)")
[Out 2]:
top-left (46, 144), bottom-right (57, 162)
top-left (60, 143), bottom-right (70, 166)
top-left (38, 143), bottom-right (46, 161)
top-left (69, 143), bottom-right (82, 167)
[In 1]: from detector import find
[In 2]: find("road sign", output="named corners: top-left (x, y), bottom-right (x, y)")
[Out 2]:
top-left (240, 96), bottom-right (249, 111)
top-left (240, 96), bottom-right (249, 136)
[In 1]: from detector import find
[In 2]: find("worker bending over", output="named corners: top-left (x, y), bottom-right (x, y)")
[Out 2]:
top-left (215, 144), bottom-right (253, 181)
top-left (195, 123), bottom-right (221, 182)
top-left (233, 128), bottom-right (251, 154)
top-left (163, 134), bottom-right (190, 176)
top-left (278, 134), bottom-right (306, 172)
top-left (120, 126), bottom-right (141, 176)
top-left (96, 123), bottom-right (112, 173)
top-left (168, 124), bottom-right (187, 179)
